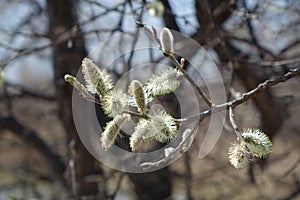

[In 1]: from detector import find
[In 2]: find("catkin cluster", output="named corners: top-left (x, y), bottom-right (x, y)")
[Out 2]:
top-left (228, 128), bottom-right (272, 169)
top-left (65, 39), bottom-right (182, 152)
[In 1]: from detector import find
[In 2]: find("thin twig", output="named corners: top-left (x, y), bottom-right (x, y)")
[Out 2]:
top-left (184, 152), bottom-right (193, 200)
top-left (136, 21), bottom-right (213, 107)
top-left (281, 157), bottom-right (300, 178)
top-left (260, 58), bottom-right (300, 67)
top-left (123, 109), bottom-right (148, 119)
top-left (0, 116), bottom-right (66, 175)
top-left (168, 54), bottom-right (213, 107)
top-left (141, 127), bottom-right (197, 170)
top-left (229, 107), bottom-right (243, 140)
top-left (178, 67), bottom-right (300, 122)
top-left (229, 67), bottom-right (300, 108)
top-left (68, 139), bottom-right (78, 198)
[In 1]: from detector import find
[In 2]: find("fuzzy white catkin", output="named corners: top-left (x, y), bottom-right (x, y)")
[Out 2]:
top-left (149, 109), bottom-right (177, 143)
top-left (130, 109), bottom-right (178, 152)
top-left (241, 128), bottom-right (272, 158)
top-left (228, 142), bottom-right (250, 169)
top-left (160, 28), bottom-right (174, 56)
top-left (130, 119), bottom-right (151, 152)
top-left (81, 58), bottom-right (113, 97)
top-left (101, 89), bottom-right (128, 118)
top-left (100, 114), bottom-right (130, 151)
top-left (146, 67), bottom-right (182, 96)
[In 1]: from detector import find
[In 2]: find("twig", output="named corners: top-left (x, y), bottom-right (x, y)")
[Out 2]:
top-left (260, 58), bottom-right (300, 67)
top-left (229, 107), bottom-right (243, 141)
top-left (136, 21), bottom-right (213, 107)
top-left (184, 152), bottom-right (193, 200)
top-left (242, 0), bottom-right (276, 58)
top-left (123, 109), bottom-right (148, 119)
top-left (281, 188), bottom-right (300, 200)
top-left (68, 139), bottom-right (78, 197)
top-left (0, 83), bottom-right (56, 101)
top-left (281, 157), bottom-right (300, 178)
top-left (168, 55), bottom-right (213, 107)
top-left (229, 67), bottom-right (300, 108)
top-left (178, 67), bottom-right (300, 122)
top-left (0, 116), bottom-right (66, 175)
top-left (141, 127), bottom-right (197, 170)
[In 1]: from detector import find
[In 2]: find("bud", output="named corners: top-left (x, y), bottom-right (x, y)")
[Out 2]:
top-left (81, 58), bottom-right (113, 97)
top-left (129, 80), bottom-right (146, 114)
top-left (228, 142), bottom-right (251, 169)
top-left (100, 114), bottom-right (131, 151)
top-left (160, 28), bottom-right (174, 56)
top-left (64, 74), bottom-right (93, 100)
top-left (180, 58), bottom-right (185, 67)
top-left (241, 128), bottom-right (272, 158)
top-left (146, 67), bottom-right (182, 96)
top-left (101, 89), bottom-right (128, 118)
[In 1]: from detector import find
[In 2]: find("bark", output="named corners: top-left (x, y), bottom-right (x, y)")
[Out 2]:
top-left (46, 0), bottom-right (101, 196)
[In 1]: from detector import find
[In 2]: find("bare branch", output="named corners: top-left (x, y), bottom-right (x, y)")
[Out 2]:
top-left (179, 67), bottom-right (300, 122)
top-left (229, 67), bottom-right (300, 108)
top-left (0, 116), bottom-right (66, 176)
top-left (168, 55), bottom-right (213, 107)
top-left (141, 128), bottom-right (196, 170)
top-left (229, 107), bottom-right (243, 140)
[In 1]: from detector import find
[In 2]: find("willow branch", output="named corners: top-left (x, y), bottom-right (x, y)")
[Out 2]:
top-left (179, 67), bottom-right (300, 122)
top-left (168, 55), bottom-right (213, 107)
top-left (136, 21), bottom-right (213, 107)
top-left (229, 107), bottom-right (243, 140)
top-left (141, 127), bottom-right (196, 170)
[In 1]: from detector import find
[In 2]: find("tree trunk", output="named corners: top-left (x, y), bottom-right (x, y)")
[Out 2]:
top-left (129, 169), bottom-right (172, 200)
top-left (46, 0), bottom-right (101, 197)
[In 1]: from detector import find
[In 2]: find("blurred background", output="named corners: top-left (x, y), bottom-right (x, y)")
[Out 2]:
top-left (0, 0), bottom-right (300, 199)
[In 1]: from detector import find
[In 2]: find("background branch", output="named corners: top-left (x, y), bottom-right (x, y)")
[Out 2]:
top-left (0, 116), bottom-right (66, 176)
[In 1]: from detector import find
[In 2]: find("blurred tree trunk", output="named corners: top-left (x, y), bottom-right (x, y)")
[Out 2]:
top-left (46, 0), bottom-right (101, 197)
top-left (129, 170), bottom-right (172, 200)
top-left (161, 0), bottom-right (180, 31)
